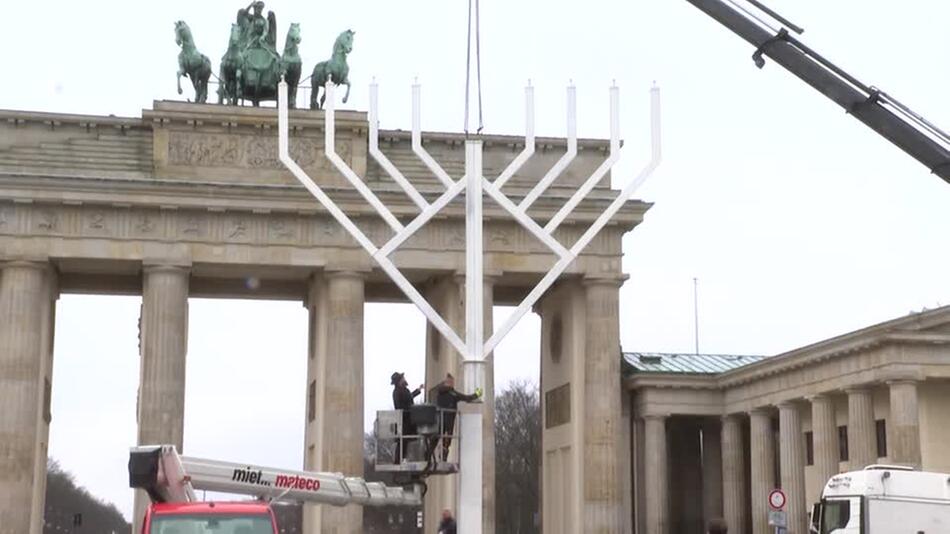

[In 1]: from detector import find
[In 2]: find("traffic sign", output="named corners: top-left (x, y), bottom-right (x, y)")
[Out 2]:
top-left (768, 488), bottom-right (786, 510)
top-left (768, 510), bottom-right (787, 527)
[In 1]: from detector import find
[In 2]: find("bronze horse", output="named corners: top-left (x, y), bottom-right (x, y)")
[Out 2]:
top-left (174, 21), bottom-right (212, 103)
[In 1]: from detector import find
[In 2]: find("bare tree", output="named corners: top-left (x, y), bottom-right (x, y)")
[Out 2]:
top-left (495, 380), bottom-right (541, 534)
top-left (44, 459), bottom-right (130, 534)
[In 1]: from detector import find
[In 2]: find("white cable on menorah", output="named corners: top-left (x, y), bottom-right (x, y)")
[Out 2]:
top-left (277, 77), bottom-right (660, 534)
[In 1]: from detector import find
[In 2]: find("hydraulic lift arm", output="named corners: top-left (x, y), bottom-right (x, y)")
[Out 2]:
top-left (129, 445), bottom-right (422, 508)
top-left (684, 0), bottom-right (950, 184)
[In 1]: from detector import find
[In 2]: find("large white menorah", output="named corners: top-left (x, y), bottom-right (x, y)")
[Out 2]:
top-left (278, 78), bottom-right (660, 534)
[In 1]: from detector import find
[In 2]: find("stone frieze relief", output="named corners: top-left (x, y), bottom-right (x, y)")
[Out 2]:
top-left (166, 131), bottom-right (351, 170)
top-left (0, 201), bottom-right (620, 256)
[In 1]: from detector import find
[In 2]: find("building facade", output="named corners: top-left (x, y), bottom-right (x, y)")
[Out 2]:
top-left (616, 306), bottom-right (950, 534)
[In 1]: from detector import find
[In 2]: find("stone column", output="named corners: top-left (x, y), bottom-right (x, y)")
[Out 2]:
top-left (643, 415), bottom-right (669, 534)
top-left (721, 414), bottom-right (746, 534)
top-left (0, 261), bottom-right (57, 534)
top-left (481, 278), bottom-right (496, 534)
top-left (539, 281), bottom-right (586, 533)
top-left (303, 274), bottom-right (327, 533)
top-left (322, 272), bottom-right (365, 534)
top-left (778, 402), bottom-right (807, 534)
top-left (749, 409), bottom-right (775, 534)
top-left (887, 379), bottom-right (921, 468)
top-left (134, 264), bottom-right (190, 531)
top-left (634, 417), bottom-right (646, 534)
top-left (424, 276), bottom-right (464, 531)
top-left (846, 387), bottom-right (876, 470)
top-left (582, 278), bottom-right (624, 532)
top-left (670, 420), bottom-right (704, 533)
top-left (620, 393), bottom-right (634, 534)
top-left (810, 394), bottom-right (839, 491)
top-left (702, 419), bottom-right (724, 530)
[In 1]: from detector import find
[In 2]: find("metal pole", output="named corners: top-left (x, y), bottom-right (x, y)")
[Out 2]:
top-left (459, 139), bottom-right (484, 534)
top-left (693, 277), bottom-right (699, 355)
top-left (464, 140), bottom-right (485, 394)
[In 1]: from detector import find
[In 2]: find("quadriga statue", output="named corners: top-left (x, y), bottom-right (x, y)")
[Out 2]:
top-left (175, 3), bottom-right (354, 110)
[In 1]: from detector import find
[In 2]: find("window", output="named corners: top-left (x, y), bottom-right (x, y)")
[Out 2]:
top-left (805, 431), bottom-right (814, 466)
top-left (544, 383), bottom-right (571, 428)
top-left (819, 499), bottom-right (851, 534)
top-left (838, 425), bottom-right (849, 462)
top-left (308, 322), bottom-right (315, 359)
top-left (876, 419), bottom-right (887, 458)
top-left (308, 380), bottom-right (316, 422)
top-left (150, 514), bottom-right (273, 534)
top-left (549, 314), bottom-right (563, 363)
top-left (43, 378), bottom-right (52, 424)
top-left (428, 323), bottom-right (440, 361)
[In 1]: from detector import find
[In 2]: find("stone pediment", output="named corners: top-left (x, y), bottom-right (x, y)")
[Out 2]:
top-left (624, 306), bottom-right (950, 389)
top-left (715, 305), bottom-right (950, 388)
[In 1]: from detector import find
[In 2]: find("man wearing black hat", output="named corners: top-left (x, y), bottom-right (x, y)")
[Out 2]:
top-left (391, 372), bottom-right (423, 463)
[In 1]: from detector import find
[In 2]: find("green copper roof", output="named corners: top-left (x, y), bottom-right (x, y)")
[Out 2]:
top-left (622, 352), bottom-right (767, 375)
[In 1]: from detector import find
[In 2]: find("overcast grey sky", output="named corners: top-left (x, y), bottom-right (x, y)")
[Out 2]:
top-left (6, 0), bottom-right (949, 520)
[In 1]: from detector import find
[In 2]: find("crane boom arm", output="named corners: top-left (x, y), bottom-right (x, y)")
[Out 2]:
top-left (684, 0), bottom-right (950, 184)
top-left (129, 445), bottom-right (421, 508)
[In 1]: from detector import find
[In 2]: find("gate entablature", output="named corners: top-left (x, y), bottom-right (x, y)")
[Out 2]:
top-left (0, 103), bottom-right (649, 297)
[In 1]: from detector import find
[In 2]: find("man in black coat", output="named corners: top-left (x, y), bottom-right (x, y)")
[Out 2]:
top-left (437, 509), bottom-right (457, 534)
top-left (432, 373), bottom-right (480, 461)
top-left (391, 371), bottom-right (422, 463)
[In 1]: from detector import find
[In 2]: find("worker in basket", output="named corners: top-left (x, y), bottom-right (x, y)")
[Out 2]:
top-left (391, 371), bottom-right (423, 463)
top-left (430, 373), bottom-right (482, 462)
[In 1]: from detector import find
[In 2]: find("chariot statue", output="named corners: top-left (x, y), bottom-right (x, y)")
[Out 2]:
top-left (217, 1), bottom-right (302, 107)
top-left (174, 2), bottom-right (353, 110)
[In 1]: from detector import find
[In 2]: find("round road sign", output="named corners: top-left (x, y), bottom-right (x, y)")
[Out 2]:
top-left (768, 488), bottom-right (786, 510)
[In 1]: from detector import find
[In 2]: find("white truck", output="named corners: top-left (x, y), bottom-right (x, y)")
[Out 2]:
top-left (811, 465), bottom-right (950, 534)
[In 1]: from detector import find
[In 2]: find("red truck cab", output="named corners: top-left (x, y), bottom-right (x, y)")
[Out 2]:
top-left (142, 501), bottom-right (277, 534)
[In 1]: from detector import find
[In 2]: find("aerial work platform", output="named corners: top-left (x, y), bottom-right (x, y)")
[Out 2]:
top-left (375, 405), bottom-right (461, 475)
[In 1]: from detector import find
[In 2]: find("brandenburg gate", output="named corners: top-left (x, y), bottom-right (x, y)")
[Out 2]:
top-left (0, 100), bottom-right (649, 533)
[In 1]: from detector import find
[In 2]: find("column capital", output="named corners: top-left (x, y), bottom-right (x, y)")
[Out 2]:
top-left (142, 252), bottom-right (191, 269)
top-left (581, 274), bottom-right (628, 289)
top-left (325, 269), bottom-right (368, 281)
top-left (806, 393), bottom-right (833, 403)
top-left (1, 259), bottom-right (52, 272)
top-left (844, 384), bottom-right (873, 394)
top-left (142, 264), bottom-right (190, 276)
top-left (880, 365), bottom-right (924, 384)
top-left (748, 407), bottom-right (773, 417)
top-left (454, 269), bottom-right (503, 283)
top-left (776, 400), bottom-right (801, 411)
top-left (885, 378), bottom-right (920, 386)
top-left (721, 412), bottom-right (744, 423)
top-left (642, 413), bottom-right (669, 422)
